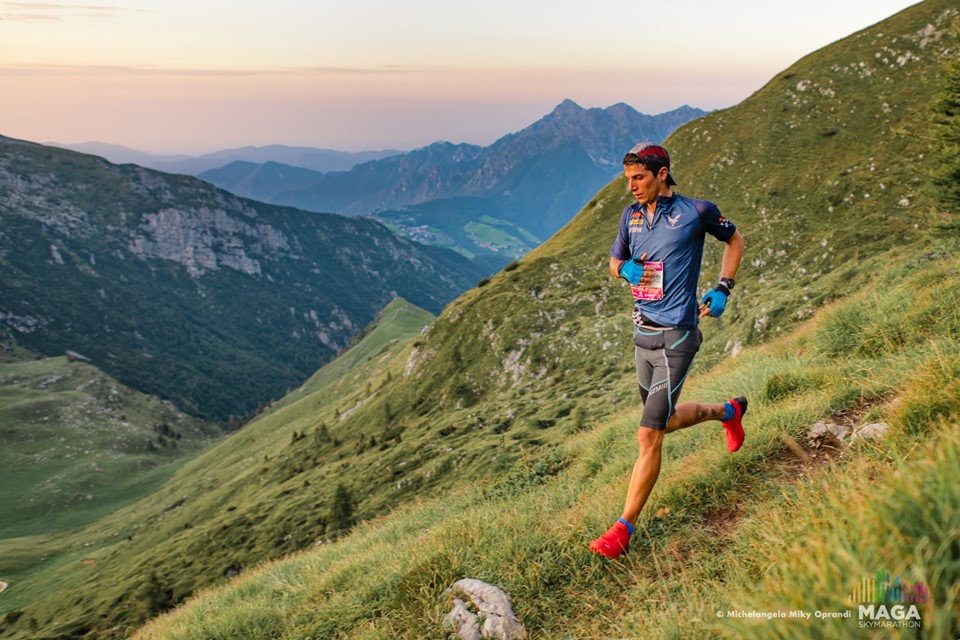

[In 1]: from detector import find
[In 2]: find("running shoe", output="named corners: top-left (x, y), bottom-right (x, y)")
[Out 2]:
top-left (722, 396), bottom-right (747, 452)
top-left (588, 520), bottom-right (631, 559)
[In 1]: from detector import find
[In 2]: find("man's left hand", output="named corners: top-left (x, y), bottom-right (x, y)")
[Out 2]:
top-left (699, 286), bottom-right (730, 318)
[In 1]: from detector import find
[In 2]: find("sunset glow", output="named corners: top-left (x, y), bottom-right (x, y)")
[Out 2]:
top-left (0, 0), bottom-right (920, 153)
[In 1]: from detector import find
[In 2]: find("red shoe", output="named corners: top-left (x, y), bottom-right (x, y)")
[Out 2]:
top-left (589, 520), bottom-right (631, 559)
top-left (722, 397), bottom-right (747, 452)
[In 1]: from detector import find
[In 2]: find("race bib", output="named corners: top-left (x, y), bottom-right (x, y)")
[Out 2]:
top-left (631, 261), bottom-right (664, 300)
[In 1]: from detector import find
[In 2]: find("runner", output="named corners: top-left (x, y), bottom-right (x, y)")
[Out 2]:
top-left (589, 143), bottom-right (748, 560)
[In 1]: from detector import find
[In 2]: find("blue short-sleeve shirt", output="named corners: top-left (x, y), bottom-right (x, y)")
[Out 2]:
top-left (610, 193), bottom-right (736, 329)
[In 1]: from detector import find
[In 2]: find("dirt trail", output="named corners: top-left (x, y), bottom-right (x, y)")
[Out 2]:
top-left (0, 581), bottom-right (7, 593)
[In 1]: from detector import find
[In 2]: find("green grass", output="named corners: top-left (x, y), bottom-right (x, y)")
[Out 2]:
top-left (129, 254), bottom-right (960, 640)
top-left (463, 221), bottom-right (522, 253)
top-left (0, 299), bottom-right (432, 636)
top-left (371, 200), bottom-right (544, 260)
top-left (281, 297), bottom-right (435, 401)
top-left (477, 214), bottom-right (540, 244)
top-left (0, 357), bottom-right (217, 538)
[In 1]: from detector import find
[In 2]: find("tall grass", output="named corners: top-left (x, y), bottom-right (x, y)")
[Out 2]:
top-left (132, 258), bottom-right (960, 640)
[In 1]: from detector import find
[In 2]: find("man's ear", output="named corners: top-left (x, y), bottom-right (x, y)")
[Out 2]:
top-left (658, 166), bottom-right (670, 182)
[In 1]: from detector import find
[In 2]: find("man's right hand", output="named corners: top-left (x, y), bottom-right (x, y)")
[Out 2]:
top-left (618, 253), bottom-right (652, 285)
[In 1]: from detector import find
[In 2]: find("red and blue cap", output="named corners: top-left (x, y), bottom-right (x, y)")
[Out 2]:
top-left (623, 142), bottom-right (677, 186)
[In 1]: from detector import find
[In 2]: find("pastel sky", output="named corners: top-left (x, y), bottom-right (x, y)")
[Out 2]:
top-left (0, 0), bottom-right (919, 154)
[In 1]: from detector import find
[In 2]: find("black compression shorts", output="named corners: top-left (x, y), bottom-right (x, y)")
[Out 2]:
top-left (633, 327), bottom-right (702, 430)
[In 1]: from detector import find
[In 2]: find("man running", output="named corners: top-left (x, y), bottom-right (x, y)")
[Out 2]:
top-left (589, 142), bottom-right (747, 559)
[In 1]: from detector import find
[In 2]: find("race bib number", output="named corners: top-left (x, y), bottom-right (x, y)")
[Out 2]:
top-left (631, 261), bottom-right (664, 300)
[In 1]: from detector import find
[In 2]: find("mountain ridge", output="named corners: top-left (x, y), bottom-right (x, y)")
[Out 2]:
top-left (46, 142), bottom-right (403, 175)
top-left (203, 101), bottom-right (705, 258)
top-left (265, 101), bottom-right (705, 220)
top-left (0, 137), bottom-right (492, 421)
top-left (190, 160), bottom-right (325, 202)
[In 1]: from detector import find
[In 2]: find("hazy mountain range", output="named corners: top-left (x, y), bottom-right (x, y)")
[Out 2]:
top-left (44, 142), bottom-right (403, 176)
top-left (49, 103), bottom-right (707, 263)
top-left (200, 101), bottom-right (707, 257)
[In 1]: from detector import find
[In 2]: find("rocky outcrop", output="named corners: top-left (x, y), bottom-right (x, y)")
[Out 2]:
top-left (444, 579), bottom-right (527, 640)
top-left (807, 420), bottom-right (889, 446)
top-left (129, 206), bottom-right (292, 277)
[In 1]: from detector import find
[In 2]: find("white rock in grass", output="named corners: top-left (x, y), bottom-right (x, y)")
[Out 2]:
top-left (447, 598), bottom-right (482, 640)
top-left (807, 421), bottom-right (851, 442)
top-left (851, 422), bottom-right (889, 443)
top-left (444, 578), bottom-right (528, 640)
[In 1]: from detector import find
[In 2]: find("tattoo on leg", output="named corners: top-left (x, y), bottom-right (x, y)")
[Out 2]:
top-left (696, 405), bottom-right (725, 422)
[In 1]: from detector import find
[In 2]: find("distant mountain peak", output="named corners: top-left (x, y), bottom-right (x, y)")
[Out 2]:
top-left (211, 101), bottom-right (704, 231)
top-left (549, 99), bottom-right (586, 119)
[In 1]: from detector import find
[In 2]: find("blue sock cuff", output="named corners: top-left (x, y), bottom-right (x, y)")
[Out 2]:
top-left (722, 401), bottom-right (735, 422)
top-left (617, 517), bottom-right (635, 535)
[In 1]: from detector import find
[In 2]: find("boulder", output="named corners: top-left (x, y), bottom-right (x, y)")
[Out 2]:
top-left (444, 578), bottom-right (527, 640)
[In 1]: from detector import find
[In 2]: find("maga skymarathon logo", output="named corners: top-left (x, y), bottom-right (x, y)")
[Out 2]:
top-left (851, 569), bottom-right (928, 630)
top-left (714, 568), bottom-right (931, 630)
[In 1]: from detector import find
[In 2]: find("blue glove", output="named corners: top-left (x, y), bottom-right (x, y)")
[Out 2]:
top-left (618, 258), bottom-right (645, 285)
top-left (700, 285), bottom-right (730, 318)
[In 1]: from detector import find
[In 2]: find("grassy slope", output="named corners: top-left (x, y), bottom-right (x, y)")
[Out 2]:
top-left (131, 252), bottom-right (960, 640)
top-left (125, 3), bottom-right (960, 637)
top-left (282, 297), bottom-right (435, 400)
top-left (0, 299), bottom-right (435, 637)
top-left (664, 0), bottom-right (960, 367)
top-left (370, 198), bottom-right (543, 260)
top-left (0, 357), bottom-right (217, 538)
top-left (1, 1), bottom-right (958, 637)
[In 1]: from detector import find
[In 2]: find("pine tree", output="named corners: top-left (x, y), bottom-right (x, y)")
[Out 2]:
top-left (931, 24), bottom-right (960, 213)
top-left (314, 422), bottom-right (331, 444)
top-left (330, 483), bottom-right (355, 532)
top-left (141, 571), bottom-right (173, 619)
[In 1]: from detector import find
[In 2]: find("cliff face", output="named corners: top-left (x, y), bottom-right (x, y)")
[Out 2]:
top-left (129, 206), bottom-right (293, 277)
top-left (0, 136), bottom-right (490, 421)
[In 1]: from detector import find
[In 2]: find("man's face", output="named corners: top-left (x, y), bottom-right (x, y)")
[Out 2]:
top-left (624, 163), bottom-right (663, 205)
